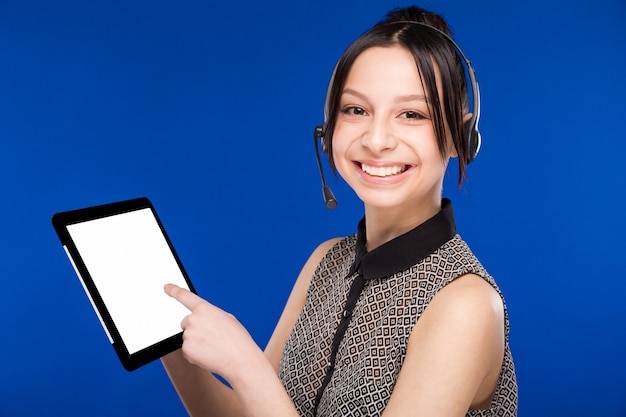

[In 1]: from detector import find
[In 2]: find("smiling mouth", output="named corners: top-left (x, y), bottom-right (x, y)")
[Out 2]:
top-left (360, 163), bottom-right (409, 177)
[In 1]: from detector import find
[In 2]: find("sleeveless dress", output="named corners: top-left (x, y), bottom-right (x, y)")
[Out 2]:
top-left (278, 200), bottom-right (518, 416)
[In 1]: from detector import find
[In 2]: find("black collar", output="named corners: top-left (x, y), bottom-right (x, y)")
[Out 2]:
top-left (347, 199), bottom-right (457, 280)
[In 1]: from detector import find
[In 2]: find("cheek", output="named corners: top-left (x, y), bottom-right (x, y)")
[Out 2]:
top-left (416, 125), bottom-right (444, 157)
top-left (331, 119), bottom-right (361, 152)
top-left (330, 142), bottom-right (345, 174)
top-left (422, 137), bottom-right (443, 160)
top-left (330, 126), bottom-right (349, 161)
top-left (330, 134), bottom-right (353, 181)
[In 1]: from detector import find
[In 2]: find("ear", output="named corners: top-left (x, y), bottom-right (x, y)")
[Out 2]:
top-left (448, 113), bottom-right (473, 159)
top-left (448, 140), bottom-right (459, 158)
top-left (450, 113), bottom-right (473, 158)
top-left (448, 113), bottom-right (471, 159)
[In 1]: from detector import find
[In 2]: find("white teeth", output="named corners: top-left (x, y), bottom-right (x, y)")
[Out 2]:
top-left (361, 163), bottom-right (407, 177)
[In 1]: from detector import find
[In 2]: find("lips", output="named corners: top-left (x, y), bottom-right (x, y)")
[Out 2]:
top-left (360, 163), bottom-right (408, 177)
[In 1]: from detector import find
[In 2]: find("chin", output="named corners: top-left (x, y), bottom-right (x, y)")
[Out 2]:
top-left (354, 184), bottom-right (444, 212)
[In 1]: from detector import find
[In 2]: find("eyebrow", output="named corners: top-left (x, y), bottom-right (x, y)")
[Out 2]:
top-left (394, 94), bottom-right (428, 104)
top-left (342, 88), bottom-right (428, 104)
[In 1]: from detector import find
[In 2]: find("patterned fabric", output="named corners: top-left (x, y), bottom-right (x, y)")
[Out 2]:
top-left (279, 234), bottom-right (518, 417)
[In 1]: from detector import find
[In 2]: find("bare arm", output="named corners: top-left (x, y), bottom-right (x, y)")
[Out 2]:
top-left (381, 274), bottom-right (505, 417)
top-left (161, 238), bottom-right (341, 417)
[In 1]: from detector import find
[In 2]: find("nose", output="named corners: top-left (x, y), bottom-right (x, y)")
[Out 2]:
top-left (361, 116), bottom-right (397, 154)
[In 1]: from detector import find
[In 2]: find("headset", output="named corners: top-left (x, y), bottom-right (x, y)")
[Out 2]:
top-left (313, 21), bottom-right (482, 209)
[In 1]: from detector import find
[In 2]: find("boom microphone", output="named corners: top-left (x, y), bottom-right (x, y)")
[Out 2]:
top-left (314, 126), bottom-right (337, 210)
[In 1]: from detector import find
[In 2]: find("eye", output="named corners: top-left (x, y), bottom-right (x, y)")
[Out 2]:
top-left (399, 110), bottom-right (427, 120)
top-left (340, 106), bottom-right (368, 116)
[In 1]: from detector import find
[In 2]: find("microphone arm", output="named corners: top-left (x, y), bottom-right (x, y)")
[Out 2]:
top-left (314, 126), bottom-right (337, 210)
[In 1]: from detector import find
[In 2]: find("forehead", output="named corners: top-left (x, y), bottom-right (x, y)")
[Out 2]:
top-left (343, 45), bottom-right (427, 97)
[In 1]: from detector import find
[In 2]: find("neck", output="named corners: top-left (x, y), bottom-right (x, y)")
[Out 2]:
top-left (364, 197), bottom-right (442, 252)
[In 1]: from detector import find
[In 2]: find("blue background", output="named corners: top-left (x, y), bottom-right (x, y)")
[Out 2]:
top-left (1, 0), bottom-right (625, 415)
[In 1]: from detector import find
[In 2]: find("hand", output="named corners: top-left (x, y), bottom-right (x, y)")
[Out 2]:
top-left (164, 284), bottom-right (262, 381)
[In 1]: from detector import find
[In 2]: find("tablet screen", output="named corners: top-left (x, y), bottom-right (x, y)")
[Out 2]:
top-left (64, 206), bottom-right (191, 356)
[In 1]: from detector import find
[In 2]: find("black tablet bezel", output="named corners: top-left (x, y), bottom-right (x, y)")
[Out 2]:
top-left (52, 197), bottom-right (195, 372)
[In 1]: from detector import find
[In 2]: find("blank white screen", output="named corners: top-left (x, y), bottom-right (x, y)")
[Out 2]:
top-left (66, 208), bottom-right (190, 354)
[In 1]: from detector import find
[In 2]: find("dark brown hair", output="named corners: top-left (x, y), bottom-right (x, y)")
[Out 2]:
top-left (322, 6), bottom-right (471, 185)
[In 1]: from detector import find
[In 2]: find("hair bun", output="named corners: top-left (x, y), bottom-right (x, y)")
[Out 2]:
top-left (382, 5), bottom-right (452, 37)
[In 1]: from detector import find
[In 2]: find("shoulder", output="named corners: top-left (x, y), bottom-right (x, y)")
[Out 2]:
top-left (386, 274), bottom-right (505, 413)
top-left (278, 237), bottom-right (344, 317)
top-left (389, 274), bottom-right (504, 415)
top-left (310, 237), bottom-right (345, 260)
top-left (296, 238), bottom-right (344, 288)
top-left (413, 273), bottom-right (506, 375)
top-left (425, 273), bottom-right (504, 333)
top-left (417, 274), bottom-right (505, 400)
top-left (263, 237), bottom-right (343, 366)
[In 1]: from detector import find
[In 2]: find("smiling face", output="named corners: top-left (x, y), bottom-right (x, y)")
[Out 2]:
top-left (332, 45), bottom-right (456, 219)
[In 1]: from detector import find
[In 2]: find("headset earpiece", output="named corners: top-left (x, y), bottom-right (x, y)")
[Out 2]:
top-left (314, 125), bottom-right (324, 141)
top-left (463, 119), bottom-right (481, 164)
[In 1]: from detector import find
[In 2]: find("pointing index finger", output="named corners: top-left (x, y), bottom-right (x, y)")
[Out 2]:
top-left (164, 283), bottom-right (203, 311)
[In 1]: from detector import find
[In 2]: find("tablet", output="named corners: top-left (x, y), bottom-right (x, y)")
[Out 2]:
top-left (52, 197), bottom-right (195, 371)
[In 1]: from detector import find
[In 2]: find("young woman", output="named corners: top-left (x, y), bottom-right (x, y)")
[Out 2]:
top-left (162, 5), bottom-right (518, 417)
